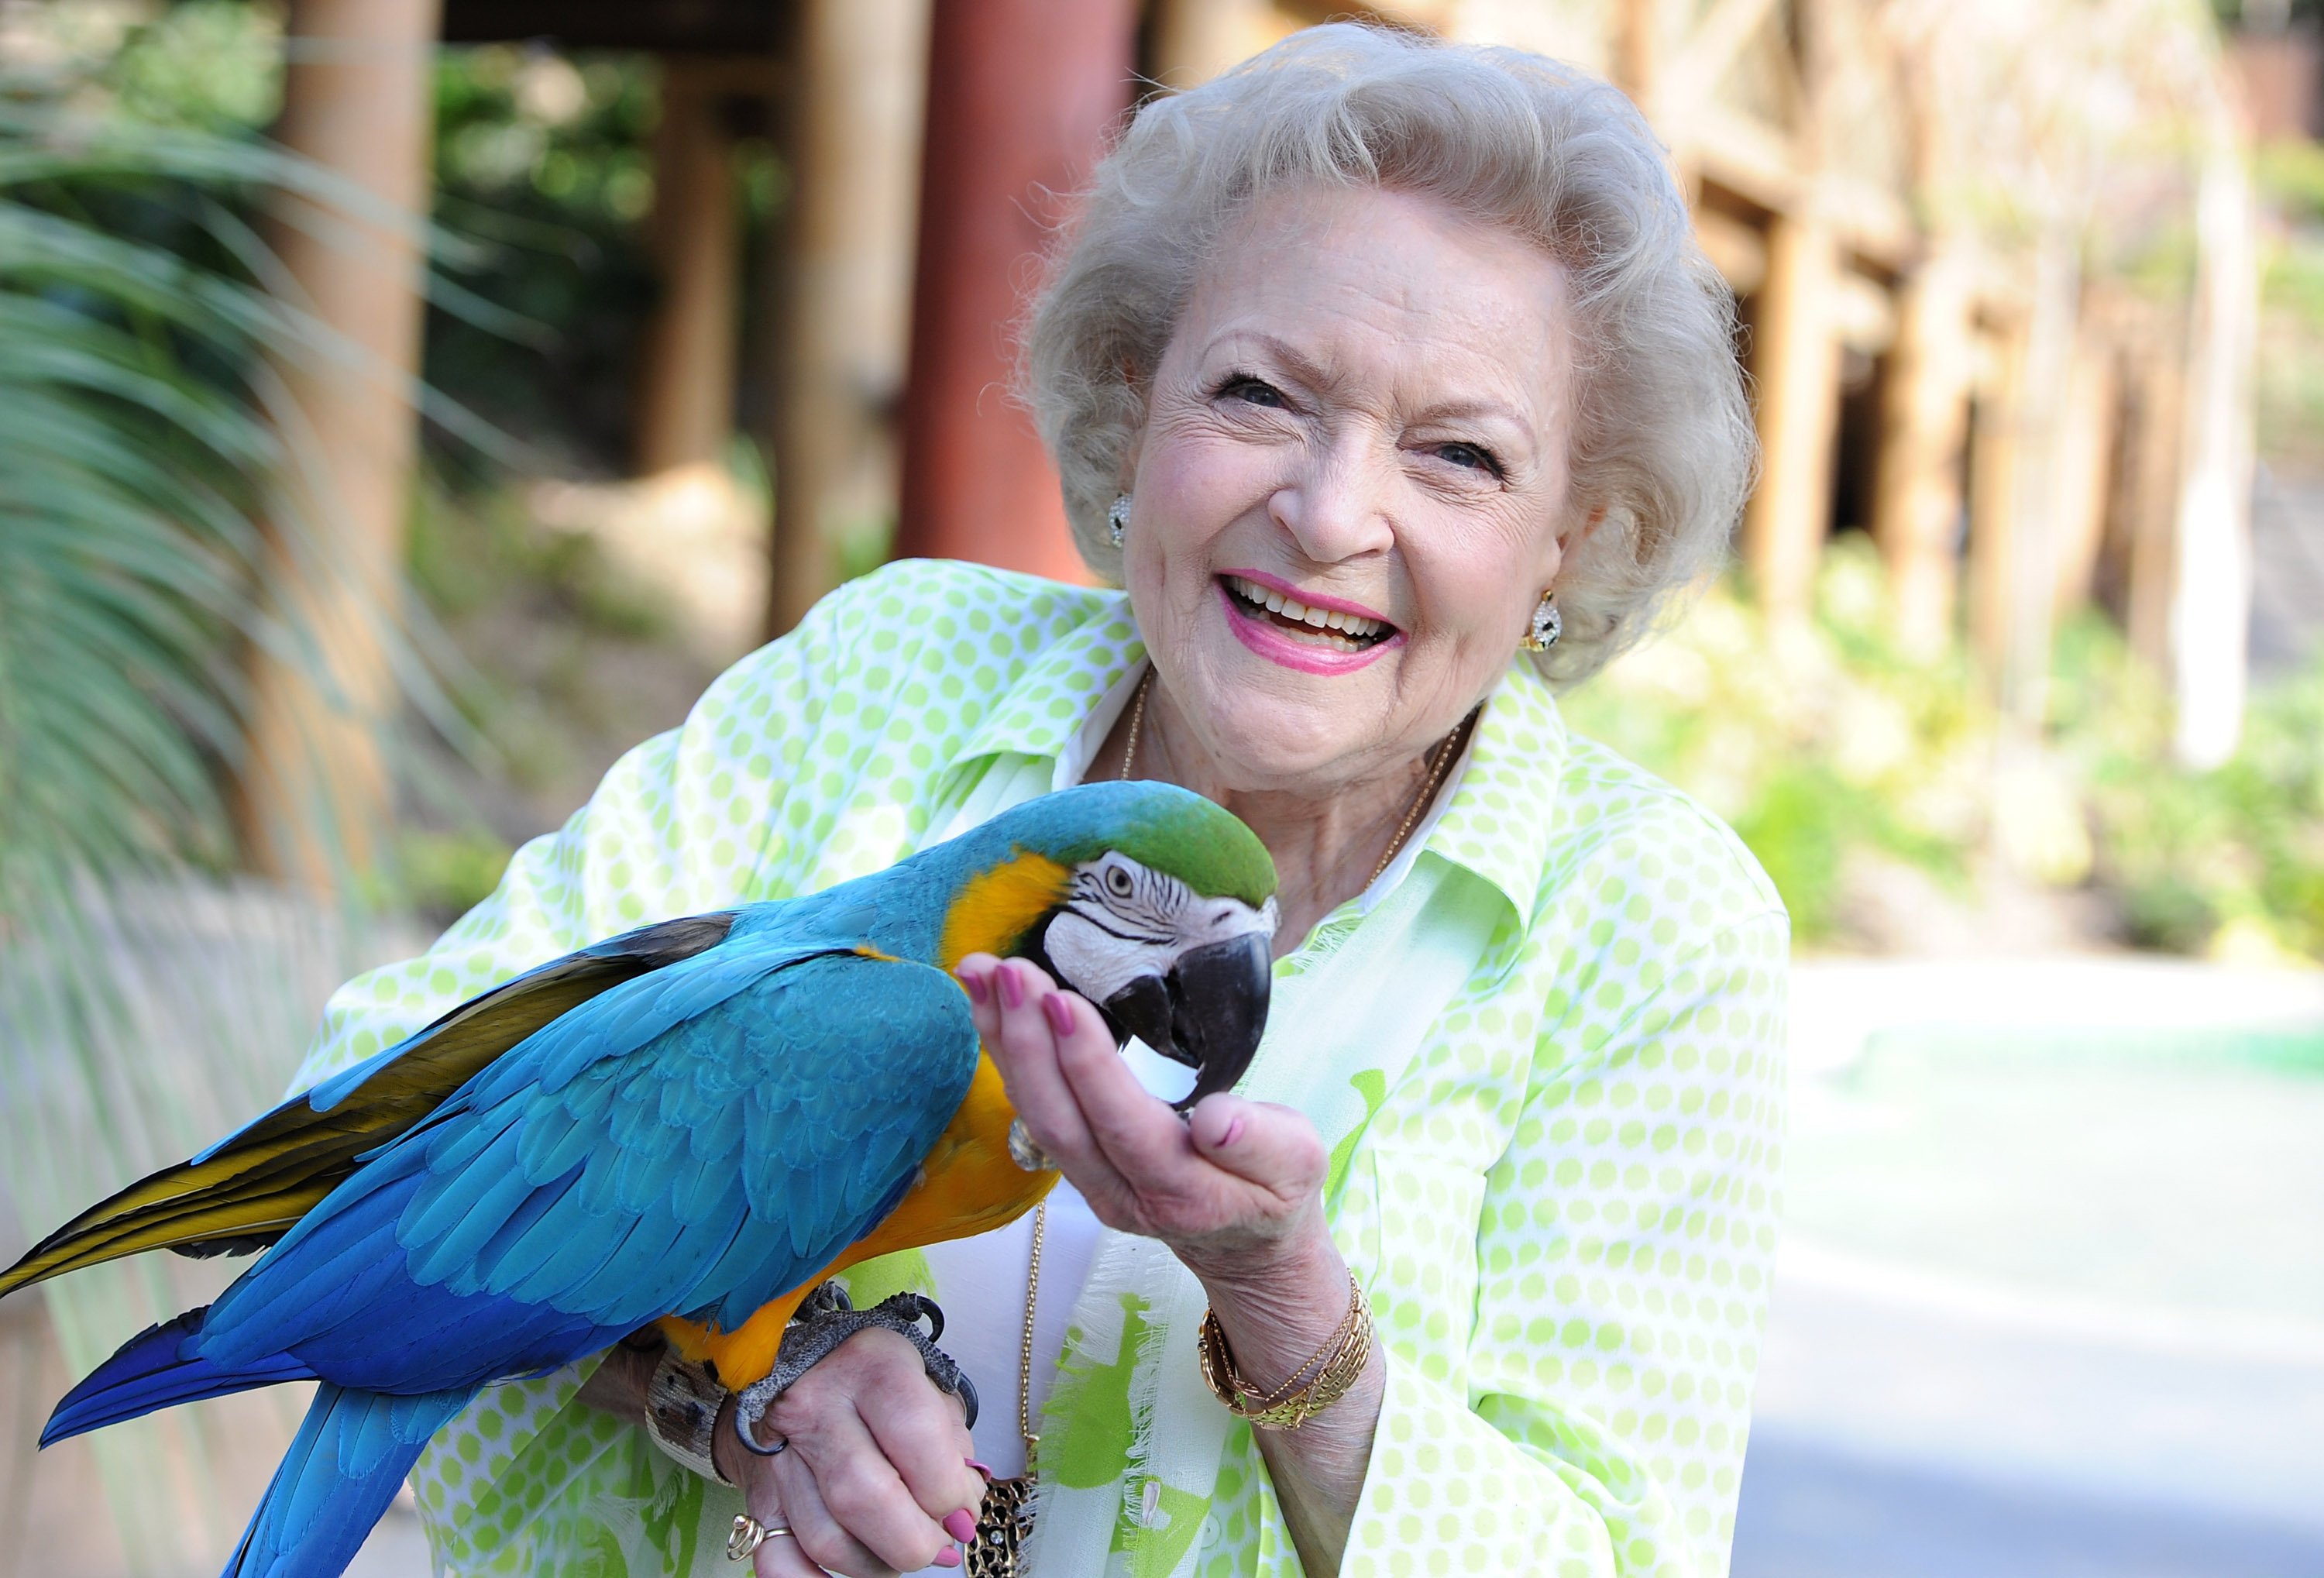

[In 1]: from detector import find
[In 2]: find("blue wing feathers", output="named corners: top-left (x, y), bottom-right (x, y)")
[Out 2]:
top-left (42, 1309), bottom-right (318, 1446)
top-left (401, 1120), bottom-right (529, 1265)
top-left (55, 930), bottom-right (985, 1572)
top-left (224, 1383), bottom-right (474, 1578)
top-left (449, 1161), bottom-right (582, 1297)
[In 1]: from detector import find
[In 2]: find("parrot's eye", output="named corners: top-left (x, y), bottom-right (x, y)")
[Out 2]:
top-left (1104, 865), bottom-right (1136, 899)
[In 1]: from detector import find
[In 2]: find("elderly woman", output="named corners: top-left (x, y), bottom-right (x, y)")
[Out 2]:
top-left (292, 22), bottom-right (1784, 1578)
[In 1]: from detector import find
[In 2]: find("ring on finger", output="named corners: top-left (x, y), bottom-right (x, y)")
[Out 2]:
top-left (727, 1514), bottom-right (793, 1562)
top-left (1006, 1117), bottom-right (1055, 1174)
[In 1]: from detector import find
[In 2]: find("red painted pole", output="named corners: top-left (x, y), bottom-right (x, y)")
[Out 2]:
top-left (895, 0), bottom-right (1138, 580)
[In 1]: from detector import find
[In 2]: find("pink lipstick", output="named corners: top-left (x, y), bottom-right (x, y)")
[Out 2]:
top-left (1215, 575), bottom-right (1403, 676)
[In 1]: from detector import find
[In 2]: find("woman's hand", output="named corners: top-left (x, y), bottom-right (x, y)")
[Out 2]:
top-left (953, 954), bottom-right (1329, 1284)
top-left (955, 953), bottom-right (1383, 1576)
top-left (712, 1327), bottom-right (985, 1577)
top-left (577, 1331), bottom-right (983, 1578)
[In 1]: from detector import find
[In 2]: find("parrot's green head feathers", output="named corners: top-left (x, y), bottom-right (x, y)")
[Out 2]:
top-left (1026, 781), bottom-right (1277, 912)
top-left (941, 782), bottom-right (1278, 1109)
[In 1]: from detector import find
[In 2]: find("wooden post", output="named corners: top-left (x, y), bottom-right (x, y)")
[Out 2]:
top-left (1741, 205), bottom-right (1843, 626)
top-left (1614, 0), bottom-right (1662, 105)
top-left (234, 0), bottom-right (439, 888)
top-left (2048, 324), bottom-right (2118, 615)
top-left (1996, 235), bottom-right (2079, 724)
top-left (1965, 315), bottom-right (2025, 677)
top-left (634, 63), bottom-right (739, 479)
top-left (1149, 0), bottom-right (1283, 91)
top-left (764, 0), bottom-right (933, 635)
top-left (894, 0), bottom-right (1136, 581)
top-left (2169, 132), bottom-right (2258, 768)
top-left (2122, 333), bottom-right (2186, 674)
top-left (1869, 242), bottom-right (1974, 656)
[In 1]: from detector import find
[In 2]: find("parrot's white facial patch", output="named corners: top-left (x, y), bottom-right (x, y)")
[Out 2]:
top-left (1043, 854), bottom-right (1277, 1009)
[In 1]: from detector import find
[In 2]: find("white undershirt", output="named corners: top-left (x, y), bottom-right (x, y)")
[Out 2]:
top-left (902, 655), bottom-right (1479, 1570)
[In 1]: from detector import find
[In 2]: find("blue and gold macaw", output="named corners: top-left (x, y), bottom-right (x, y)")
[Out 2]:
top-left (0, 781), bottom-right (1277, 1578)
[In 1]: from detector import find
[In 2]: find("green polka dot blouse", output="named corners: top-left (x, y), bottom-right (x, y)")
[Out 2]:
top-left (287, 558), bottom-right (1789, 1578)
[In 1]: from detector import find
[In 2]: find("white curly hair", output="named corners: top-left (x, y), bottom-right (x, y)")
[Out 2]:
top-left (1019, 22), bottom-right (1757, 686)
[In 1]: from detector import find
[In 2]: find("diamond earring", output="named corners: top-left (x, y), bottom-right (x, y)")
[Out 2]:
top-left (1108, 493), bottom-right (1133, 549)
top-left (1519, 592), bottom-right (1562, 651)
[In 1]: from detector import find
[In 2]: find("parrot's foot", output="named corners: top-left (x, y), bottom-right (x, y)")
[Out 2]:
top-left (731, 1283), bottom-right (979, 1457)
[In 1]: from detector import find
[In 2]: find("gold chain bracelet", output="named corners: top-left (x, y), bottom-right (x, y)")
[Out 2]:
top-left (1196, 1271), bottom-right (1373, 1430)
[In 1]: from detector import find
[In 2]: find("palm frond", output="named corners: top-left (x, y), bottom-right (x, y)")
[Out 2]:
top-left (0, 76), bottom-right (447, 1573)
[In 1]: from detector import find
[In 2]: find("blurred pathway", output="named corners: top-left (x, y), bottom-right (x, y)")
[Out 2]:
top-left (1736, 955), bottom-right (2324, 1577)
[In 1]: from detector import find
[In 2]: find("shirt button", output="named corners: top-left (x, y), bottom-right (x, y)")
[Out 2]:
top-left (1198, 1513), bottom-right (1223, 1548)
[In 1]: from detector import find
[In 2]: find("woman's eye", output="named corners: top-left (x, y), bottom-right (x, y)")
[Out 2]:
top-left (1434, 442), bottom-right (1501, 476)
top-left (1221, 375), bottom-right (1285, 408)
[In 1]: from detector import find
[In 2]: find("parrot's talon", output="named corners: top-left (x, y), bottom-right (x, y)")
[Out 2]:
top-left (796, 1279), bottom-right (853, 1319)
top-left (724, 1286), bottom-right (978, 1445)
top-left (909, 1292), bottom-right (944, 1343)
top-left (730, 1382), bottom-right (789, 1457)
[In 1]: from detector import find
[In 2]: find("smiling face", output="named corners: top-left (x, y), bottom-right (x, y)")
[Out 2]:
top-left (1121, 181), bottom-right (1581, 791)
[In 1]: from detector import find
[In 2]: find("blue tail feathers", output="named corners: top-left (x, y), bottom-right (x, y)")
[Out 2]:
top-left (43, 1307), bottom-right (317, 1447)
top-left (225, 1382), bottom-right (474, 1578)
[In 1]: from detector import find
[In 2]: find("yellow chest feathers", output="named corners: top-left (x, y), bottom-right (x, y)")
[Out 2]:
top-left (855, 1052), bottom-right (1054, 1256)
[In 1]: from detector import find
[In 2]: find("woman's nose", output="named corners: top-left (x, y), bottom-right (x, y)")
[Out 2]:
top-left (1267, 433), bottom-right (1396, 564)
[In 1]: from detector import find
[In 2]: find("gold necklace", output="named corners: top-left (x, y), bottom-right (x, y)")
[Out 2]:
top-left (1119, 667), bottom-right (1152, 780)
top-left (1368, 706), bottom-right (1477, 885)
top-left (968, 1196), bottom-right (1044, 1576)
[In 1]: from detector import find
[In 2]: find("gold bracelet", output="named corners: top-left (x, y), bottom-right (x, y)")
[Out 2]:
top-left (1196, 1271), bottom-right (1373, 1430)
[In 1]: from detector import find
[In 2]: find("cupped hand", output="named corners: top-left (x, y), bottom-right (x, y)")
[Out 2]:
top-left (710, 1328), bottom-right (985, 1578)
top-left (953, 954), bottom-right (1329, 1280)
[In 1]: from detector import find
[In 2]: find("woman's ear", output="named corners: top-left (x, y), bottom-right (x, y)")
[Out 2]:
top-left (1538, 502), bottom-right (1604, 588)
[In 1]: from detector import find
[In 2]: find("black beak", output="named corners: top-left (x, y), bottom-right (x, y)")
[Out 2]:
top-left (1102, 933), bottom-right (1272, 1112)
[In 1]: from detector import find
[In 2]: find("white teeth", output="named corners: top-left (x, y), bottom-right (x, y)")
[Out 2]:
top-left (1226, 576), bottom-right (1388, 642)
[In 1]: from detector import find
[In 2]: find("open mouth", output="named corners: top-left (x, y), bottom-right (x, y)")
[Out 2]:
top-left (1220, 575), bottom-right (1397, 654)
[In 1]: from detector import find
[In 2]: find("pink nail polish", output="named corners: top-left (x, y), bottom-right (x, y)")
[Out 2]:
top-left (961, 971), bottom-right (988, 1006)
top-left (1043, 993), bottom-right (1075, 1037)
top-left (1222, 1117), bottom-right (1245, 1147)
top-left (999, 966), bottom-right (1025, 1010)
top-left (934, 1548), bottom-right (964, 1569)
top-left (965, 1458), bottom-right (995, 1480)
top-left (943, 1508), bottom-right (978, 1542)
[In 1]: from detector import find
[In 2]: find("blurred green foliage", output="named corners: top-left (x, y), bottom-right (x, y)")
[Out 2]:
top-left (2054, 618), bottom-right (2324, 957)
top-left (1569, 538), bottom-right (2324, 960)
top-left (390, 467), bottom-right (695, 921)
top-left (425, 46), bottom-right (662, 469)
top-left (0, 32), bottom-right (342, 894)
top-left (1566, 541), bottom-right (1987, 940)
top-left (408, 467), bottom-right (671, 643)
top-left (394, 823), bottom-right (519, 922)
top-left (26, 1), bottom-right (721, 470)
